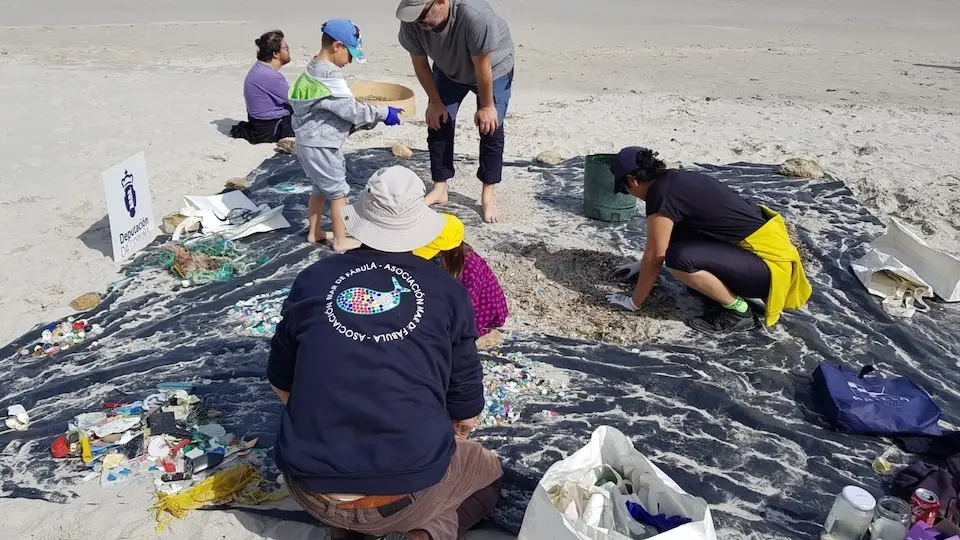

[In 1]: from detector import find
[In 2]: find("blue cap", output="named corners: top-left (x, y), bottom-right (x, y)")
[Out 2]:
top-left (321, 19), bottom-right (366, 63)
top-left (611, 146), bottom-right (645, 193)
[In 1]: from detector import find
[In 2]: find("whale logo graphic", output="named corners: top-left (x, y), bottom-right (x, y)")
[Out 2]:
top-left (336, 277), bottom-right (411, 315)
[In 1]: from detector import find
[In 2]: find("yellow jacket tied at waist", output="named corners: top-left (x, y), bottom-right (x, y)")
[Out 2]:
top-left (739, 206), bottom-right (813, 326)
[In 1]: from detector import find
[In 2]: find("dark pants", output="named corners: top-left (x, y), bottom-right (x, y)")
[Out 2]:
top-left (666, 238), bottom-right (772, 300)
top-left (229, 114), bottom-right (294, 144)
top-left (427, 69), bottom-right (513, 185)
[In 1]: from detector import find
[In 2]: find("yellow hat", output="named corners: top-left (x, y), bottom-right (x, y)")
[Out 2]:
top-left (412, 213), bottom-right (465, 260)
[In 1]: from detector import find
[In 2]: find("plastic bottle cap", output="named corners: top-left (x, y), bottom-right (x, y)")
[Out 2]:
top-left (842, 486), bottom-right (876, 512)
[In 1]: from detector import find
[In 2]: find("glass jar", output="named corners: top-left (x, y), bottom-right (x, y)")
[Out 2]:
top-left (821, 486), bottom-right (877, 540)
top-left (863, 496), bottom-right (910, 540)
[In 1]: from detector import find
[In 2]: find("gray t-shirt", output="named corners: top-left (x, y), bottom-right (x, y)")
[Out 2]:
top-left (398, 0), bottom-right (514, 85)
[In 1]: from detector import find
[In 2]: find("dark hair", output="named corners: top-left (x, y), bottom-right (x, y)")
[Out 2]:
top-left (255, 30), bottom-right (285, 62)
top-left (438, 243), bottom-right (473, 281)
top-left (632, 148), bottom-right (667, 182)
top-left (321, 33), bottom-right (336, 49)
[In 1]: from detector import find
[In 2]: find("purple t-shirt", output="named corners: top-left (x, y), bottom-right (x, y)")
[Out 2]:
top-left (243, 62), bottom-right (291, 120)
top-left (460, 251), bottom-right (508, 336)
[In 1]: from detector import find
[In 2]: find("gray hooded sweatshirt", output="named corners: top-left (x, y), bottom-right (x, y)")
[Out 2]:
top-left (289, 59), bottom-right (388, 149)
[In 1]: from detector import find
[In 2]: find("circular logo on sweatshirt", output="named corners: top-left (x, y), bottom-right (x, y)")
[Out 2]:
top-left (324, 262), bottom-right (425, 343)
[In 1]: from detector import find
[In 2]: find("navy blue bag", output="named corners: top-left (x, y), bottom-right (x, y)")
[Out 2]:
top-left (812, 363), bottom-right (942, 436)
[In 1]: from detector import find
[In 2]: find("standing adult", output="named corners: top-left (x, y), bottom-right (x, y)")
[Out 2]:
top-left (396, 0), bottom-right (515, 223)
top-left (230, 30), bottom-right (295, 144)
top-left (269, 165), bottom-right (503, 540)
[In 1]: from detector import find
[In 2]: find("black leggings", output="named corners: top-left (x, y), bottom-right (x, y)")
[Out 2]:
top-left (665, 239), bottom-right (771, 300)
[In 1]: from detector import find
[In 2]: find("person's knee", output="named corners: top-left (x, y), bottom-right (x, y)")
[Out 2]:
top-left (479, 125), bottom-right (505, 147)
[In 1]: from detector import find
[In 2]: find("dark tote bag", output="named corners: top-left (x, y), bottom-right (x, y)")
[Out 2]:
top-left (812, 363), bottom-right (942, 436)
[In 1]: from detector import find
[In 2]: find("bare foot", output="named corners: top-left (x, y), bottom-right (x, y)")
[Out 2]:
top-left (481, 184), bottom-right (502, 223)
top-left (332, 236), bottom-right (362, 253)
top-left (424, 182), bottom-right (449, 206)
top-left (307, 231), bottom-right (334, 244)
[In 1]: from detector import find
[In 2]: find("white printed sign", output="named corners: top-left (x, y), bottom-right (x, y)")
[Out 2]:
top-left (101, 152), bottom-right (156, 263)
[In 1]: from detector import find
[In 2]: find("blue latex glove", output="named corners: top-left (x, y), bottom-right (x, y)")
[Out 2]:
top-left (625, 501), bottom-right (692, 533)
top-left (385, 107), bottom-right (404, 126)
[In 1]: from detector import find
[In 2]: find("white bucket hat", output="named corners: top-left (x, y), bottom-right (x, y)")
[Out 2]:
top-left (342, 165), bottom-right (446, 252)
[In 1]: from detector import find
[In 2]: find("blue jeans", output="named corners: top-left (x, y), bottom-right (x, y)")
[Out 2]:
top-left (427, 69), bottom-right (513, 185)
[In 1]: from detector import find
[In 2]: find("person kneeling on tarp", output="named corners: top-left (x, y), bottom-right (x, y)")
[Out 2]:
top-left (267, 165), bottom-right (502, 540)
top-left (606, 146), bottom-right (812, 333)
top-left (230, 30), bottom-right (296, 144)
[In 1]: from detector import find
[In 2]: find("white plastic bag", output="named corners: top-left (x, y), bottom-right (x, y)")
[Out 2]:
top-left (174, 191), bottom-right (290, 241)
top-left (518, 426), bottom-right (716, 540)
top-left (851, 219), bottom-right (960, 311)
top-left (851, 247), bottom-right (933, 318)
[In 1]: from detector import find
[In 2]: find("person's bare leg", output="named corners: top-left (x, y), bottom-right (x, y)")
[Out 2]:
top-left (307, 194), bottom-right (328, 244)
top-left (669, 268), bottom-right (737, 305)
top-left (480, 183), bottom-right (501, 223)
top-left (330, 197), bottom-right (361, 253)
top-left (425, 181), bottom-right (449, 206)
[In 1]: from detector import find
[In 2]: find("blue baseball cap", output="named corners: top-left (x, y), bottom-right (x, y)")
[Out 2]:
top-left (321, 19), bottom-right (366, 63)
top-left (611, 146), bottom-right (645, 193)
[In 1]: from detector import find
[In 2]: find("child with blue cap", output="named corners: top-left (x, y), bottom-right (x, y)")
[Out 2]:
top-left (289, 18), bottom-right (404, 251)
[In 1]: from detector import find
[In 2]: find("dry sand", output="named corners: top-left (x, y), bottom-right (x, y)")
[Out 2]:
top-left (1, 0), bottom-right (960, 537)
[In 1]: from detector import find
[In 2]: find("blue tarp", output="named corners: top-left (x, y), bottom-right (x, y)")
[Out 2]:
top-left (2, 150), bottom-right (958, 539)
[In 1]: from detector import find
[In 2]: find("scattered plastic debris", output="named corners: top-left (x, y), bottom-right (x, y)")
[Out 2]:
top-left (479, 351), bottom-right (566, 427)
top-left (229, 288), bottom-right (290, 336)
top-left (5, 404), bottom-right (29, 431)
top-left (17, 319), bottom-right (105, 358)
top-left (48, 383), bottom-right (279, 515)
top-left (872, 445), bottom-right (903, 475)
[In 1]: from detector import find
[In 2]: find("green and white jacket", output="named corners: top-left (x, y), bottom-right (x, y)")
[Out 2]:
top-left (289, 59), bottom-right (388, 148)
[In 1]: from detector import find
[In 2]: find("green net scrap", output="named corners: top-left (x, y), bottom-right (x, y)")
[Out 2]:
top-left (149, 236), bottom-right (270, 285)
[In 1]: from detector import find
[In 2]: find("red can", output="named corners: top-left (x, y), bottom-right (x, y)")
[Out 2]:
top-left (910, 488), bottom-right (940, 526)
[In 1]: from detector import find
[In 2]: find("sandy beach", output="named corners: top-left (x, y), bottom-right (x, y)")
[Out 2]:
top-left (1, 0), bottom-right (959, 538)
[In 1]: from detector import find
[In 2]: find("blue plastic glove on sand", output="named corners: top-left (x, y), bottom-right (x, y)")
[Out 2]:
top-left (625, 500), bottom-right (692, 533)
top-left (385, 107), bottom-right (403, 126)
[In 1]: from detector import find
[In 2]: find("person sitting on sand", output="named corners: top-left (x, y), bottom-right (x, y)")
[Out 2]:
top-left (268, 165), bottom-right (503, 540)
top-left (290, 19), bottom-right (403, 251)
top-left (230, 30), bottom-right (296, 144)
top-left (413, 213), bottom-right (508, 341)
top-left (606, 146), bottom-right (812, 334)
top-left (395, 0), bottom-right (515, 224)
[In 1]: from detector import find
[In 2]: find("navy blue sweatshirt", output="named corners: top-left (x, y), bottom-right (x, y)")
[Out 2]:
top-left (268, 247), bottom-right (483, 495)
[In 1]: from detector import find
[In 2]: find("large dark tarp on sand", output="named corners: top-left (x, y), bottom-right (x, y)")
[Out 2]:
top-left (2, 150), bottom-right (959, 540)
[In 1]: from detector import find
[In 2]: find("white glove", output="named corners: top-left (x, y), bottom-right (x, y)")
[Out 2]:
top-left (611, 261), bottom-right (641, 282)
top-left (606, 293), bottom-right (639, 312)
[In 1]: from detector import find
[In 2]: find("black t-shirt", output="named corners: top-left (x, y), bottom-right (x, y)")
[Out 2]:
top-left (644, 170), bottom-right (766, 244)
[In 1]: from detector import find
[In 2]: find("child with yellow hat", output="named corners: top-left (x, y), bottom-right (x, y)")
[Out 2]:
top-left (414, 214), bottom-right (508, 338)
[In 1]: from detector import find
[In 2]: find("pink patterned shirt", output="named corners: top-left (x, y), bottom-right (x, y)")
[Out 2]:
top-left (460, 251), bottom-right (508, 336)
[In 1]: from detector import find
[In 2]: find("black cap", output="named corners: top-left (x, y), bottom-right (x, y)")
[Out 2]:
top-left (611, 146), bottom-right (646, 194)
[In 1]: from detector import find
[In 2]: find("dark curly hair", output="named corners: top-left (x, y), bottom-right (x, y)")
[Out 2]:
top-left (632, 148), bottom-right (667, 182)
top-left (255, 30), bottom-right (285, 62)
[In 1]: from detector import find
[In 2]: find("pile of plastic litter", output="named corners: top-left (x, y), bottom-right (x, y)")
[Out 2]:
top-left (17, 317), bottom-right (105, 358)
top-left (479, 351), bottom-right (566, 427)
top-left (48, 382), bottom-right (285, 530)
top-left (151, 236), bottom-right (270, 286)
top-left (229, 288), bottom-right (290, 336)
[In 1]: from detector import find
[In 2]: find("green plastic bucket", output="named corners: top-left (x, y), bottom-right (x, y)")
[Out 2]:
top-left (583, 154), bottom-right (638, 222)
